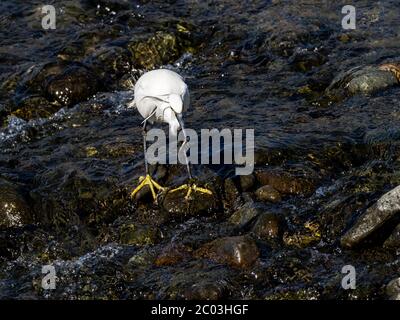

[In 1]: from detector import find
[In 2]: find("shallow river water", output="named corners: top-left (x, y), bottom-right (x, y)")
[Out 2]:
top-left (0, 0), bottom-right (400, 299)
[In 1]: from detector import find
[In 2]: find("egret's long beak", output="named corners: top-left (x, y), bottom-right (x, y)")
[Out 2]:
top-left (176, 115), bottom-right (189, 157)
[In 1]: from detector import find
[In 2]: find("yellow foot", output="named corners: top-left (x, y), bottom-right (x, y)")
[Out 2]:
top-left (169, 183), bottom-right (212, 200)
top-left (130, 174), bottom-right (165, 201)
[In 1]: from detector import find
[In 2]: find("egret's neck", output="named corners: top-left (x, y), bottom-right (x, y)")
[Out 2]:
top-left (161, 107), bottom-right (180, 137)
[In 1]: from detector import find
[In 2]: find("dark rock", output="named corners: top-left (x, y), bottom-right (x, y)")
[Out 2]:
top-left (183, 281), bottom-right (228, 300)
top-left (228, 202), bottom-right (263, 227)
top-left (44, 63), bottom-right (100, 106)
top-left (383, 223), bottom-right (400, 249)
top-left (239, 174), bottom-right (255, 191)
top-left (223, 178), bottom-right (242, 211)
top-left (161, 264), bottom-right (233, 299)
top-left (15, 61), bottom-right (101, 112)
top-left (255, 185), bottom-right (281, 203)
top-left (255, 169), bottom-right (316, 196)
top-left (251, 213), bottom-right (281, 241)
top-left (341, 185), bottom-right (400, 248)
top-left (0, 179), bottom-right (32, 228)
top-left (194, 235), bottom-right (259, 268)
top-left (289, 48), bottom-right (326, 72)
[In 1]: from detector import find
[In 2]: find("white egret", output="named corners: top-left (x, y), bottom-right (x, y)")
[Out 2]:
top-left (129, 68), bottom-right (212, 201)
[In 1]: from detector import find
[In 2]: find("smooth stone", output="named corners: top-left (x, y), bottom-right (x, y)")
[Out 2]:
top-left (239, 174), bottom-right (255, 191)
top-left (251, 213), bottom-right (281, 241)
top-left (194, 235), bottom-right (259, 269)
top-left (255, 185), bottom-right (282, 203)
top-left (347, 68), bottom-right (397, 95)
top-left (341, 185), bottom-right (400, 248)
top-left (228, 202), bottom-right (263, 227)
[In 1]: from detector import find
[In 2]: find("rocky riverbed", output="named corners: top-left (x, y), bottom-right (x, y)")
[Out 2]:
top-left (0, 0), bottom-right (400, 300)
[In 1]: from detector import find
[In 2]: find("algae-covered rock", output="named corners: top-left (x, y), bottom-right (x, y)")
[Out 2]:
top-left (120, 223), bottom-right (160, 246)
top-left (128, 32), bottom-right (181, 70)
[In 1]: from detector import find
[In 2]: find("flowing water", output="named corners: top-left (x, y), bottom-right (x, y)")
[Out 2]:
top-left (0, 0), bottom-right (400, 299)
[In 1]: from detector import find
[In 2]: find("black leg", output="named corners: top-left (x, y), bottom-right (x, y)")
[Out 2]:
top-left (143, 120), bottom-right (149, 175)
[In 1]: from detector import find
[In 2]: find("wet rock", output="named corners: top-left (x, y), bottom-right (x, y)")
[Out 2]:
top-left (383, 223), bottom-right (400, 249)
top-left (120, 223), bottom-right (160, 246)
top-left (327, 66), bottom-right (398, 98)
top-left (341, 185), bottom-right (400, 248)
top-left (194, 235), bottom-right (259, 269)
top-left (251, 213), bottom-right (281, 241)
top-left (239, 174), bottom-right (255, 191)
top-left (161, 184), bottom-right (218, 217)
top-left (183, 281), bottom-right (228, 300)
top-left (223, 178), bottom-right (242, 211)
top-left (228, 202), bottom-right (263, 227)
top-left (289, 48), bottom-right (326, 72)
top-left (44, 63), bottom-right (100, 106)
top-left (155, 243), bottom-right (191, 267)
top-left (255, 185), bottom-right (281, 203)
top-left (386, 278), bottom-right (400, 300)
top-left (15, 61), bottom-right (100, 109)
top-left (160, 264), bottom-right (233, 299)
top-left (255, 169), bottom-right (316, 196)
top-left (0, 179), bottom-right (32, 228)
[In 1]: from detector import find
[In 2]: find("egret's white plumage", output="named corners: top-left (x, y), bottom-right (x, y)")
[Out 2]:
top-left (129, 68), bottom-right (212, 201)
top-left (133, 69), bottom-right (190, 136)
